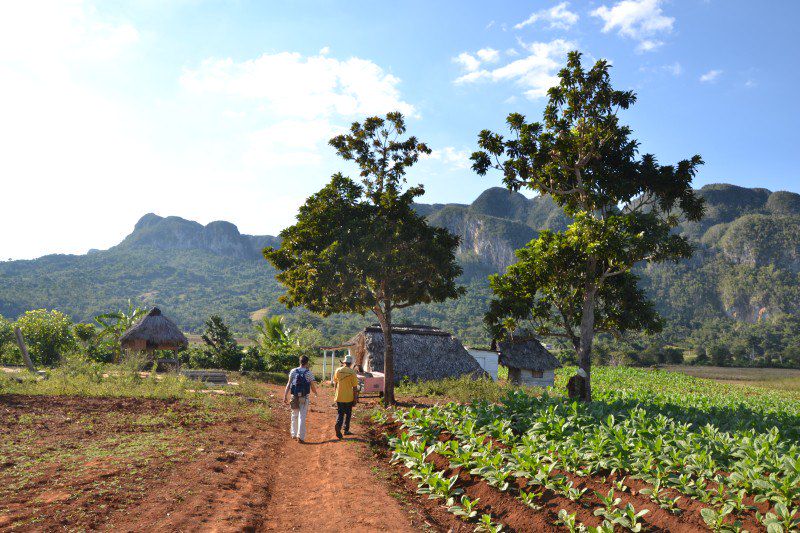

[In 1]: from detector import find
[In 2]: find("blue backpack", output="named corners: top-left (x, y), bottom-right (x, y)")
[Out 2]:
top-left (291, 368), bottom-right (311, 397)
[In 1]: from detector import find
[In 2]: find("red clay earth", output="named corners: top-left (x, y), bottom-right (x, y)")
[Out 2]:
top-left (1, 394), bottom-right (277, 532)
top-left (0, 386), bottom-right (426, 532)
top-left (1, 387), bottom-right (777, 532)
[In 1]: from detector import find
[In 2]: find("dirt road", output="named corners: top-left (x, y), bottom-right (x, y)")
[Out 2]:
top-left (262, 386), bottom-right (417, 532)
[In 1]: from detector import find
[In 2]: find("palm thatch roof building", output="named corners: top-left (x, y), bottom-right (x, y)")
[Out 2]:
top-left (325, 324), bottom-right (486, 383)
top-left (496, 334), bottom-right (562, 387)
top-left (120, 308), bottom-right (188, 362)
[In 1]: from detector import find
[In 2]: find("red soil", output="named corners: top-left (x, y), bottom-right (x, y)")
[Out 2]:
top-left (258, 388), bottom-right (418, 532)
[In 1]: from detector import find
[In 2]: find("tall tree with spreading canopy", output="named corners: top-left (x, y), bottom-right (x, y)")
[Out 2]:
top-left (474, 51), bottom-right (705, 400)
top-left (265, 112), bottom-right (464, 404)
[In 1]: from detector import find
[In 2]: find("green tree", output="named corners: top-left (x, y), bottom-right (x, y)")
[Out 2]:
top-left (265, 112), bottom-right (464, 404)
top-left (201, 315), bottom-right (242, 371)
top-left (475, 52), bottom-right (704, 400)
top-left (708, 344), bottom-right (731, 366)
top-left (0, 314), bottom-right (15, 364)
top-left (15, 309), bottom-right (75, 366)
top-left (73, 323), bottom-right (97, 346)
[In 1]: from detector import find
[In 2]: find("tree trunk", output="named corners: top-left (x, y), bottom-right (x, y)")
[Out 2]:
top-left (14, 327), bottom-right (36, 373)
top-left (375, 303), bottom-right (395, 406)
top-left (577, 260), bottom-right (598, 402)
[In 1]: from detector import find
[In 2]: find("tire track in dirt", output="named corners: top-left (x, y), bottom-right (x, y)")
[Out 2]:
top-left (261, 388), bottom-right (418, 532)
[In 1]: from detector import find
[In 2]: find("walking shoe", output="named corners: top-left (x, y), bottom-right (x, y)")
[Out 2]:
top-left (344, 430), bottom-right (352, 435)
top-left (298, 439), bottom-right (305, 444)
top-left (335, 426), bottom-right (343, 439)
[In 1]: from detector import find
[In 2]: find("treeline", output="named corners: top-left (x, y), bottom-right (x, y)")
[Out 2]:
top-left (0, 308), bottom-right (320, 373)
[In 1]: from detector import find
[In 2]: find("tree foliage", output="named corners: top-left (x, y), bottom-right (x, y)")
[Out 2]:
top-left (265, 112), bottom-right (464, 403)
top-left (94, 301), bottom-right (147, 362)
top-left (15, 309), bottom-right (76, 366)
top-left (474, 51), bottom-right (704, 399)
top-left (201, 315), bottom-right (242, 371)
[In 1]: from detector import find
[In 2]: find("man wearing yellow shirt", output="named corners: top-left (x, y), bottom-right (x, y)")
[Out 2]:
top-left (333, 355), bottom-right (359, 440)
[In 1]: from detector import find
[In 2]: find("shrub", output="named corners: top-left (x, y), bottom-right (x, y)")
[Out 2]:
top-left (179, 345), bottom-right (217, 369)
top-left (708, 344), bottom-right (731, 366)
top-left (15, 309), bottom-right (76, 366)
top-left (240, 347), bottom-right (266, 372)
top-left (201, 315), bottom-right (243, 371)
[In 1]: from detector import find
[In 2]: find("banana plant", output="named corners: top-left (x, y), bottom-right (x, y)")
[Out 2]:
top-left (94, 300), bottom-right (146, 362)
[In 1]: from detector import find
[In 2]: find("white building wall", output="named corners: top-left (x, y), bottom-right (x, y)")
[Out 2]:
top-left (467, 349), bottom-right (499, 380)
top-left (517, 369), bottom-right (555, 388)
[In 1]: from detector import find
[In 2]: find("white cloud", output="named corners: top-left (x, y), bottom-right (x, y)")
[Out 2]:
top-left (181, 51), bottom-right (415, 120)
top-left (454, 52), bottom-right (481, 72)
top-left (664, 62), bottom-right (682, 76)
top-left (0, 1), bottom-right (139, 67)
top-left (515, 2), bottom-right (579, 31)
top-left (455, 39), bottom-right (575, 99)
top-left (699, 69), bottom-right (722, 82)
top-left (424, 147), bottom-right (471, 170)
top-left (476, 48), bottom-right (500, 63)
top-left (590, 0), bottom-right (674, 52)
top-left (0, 4), bottom-right (420, 260)
top-left (454, 48), bottom-right (499, 73)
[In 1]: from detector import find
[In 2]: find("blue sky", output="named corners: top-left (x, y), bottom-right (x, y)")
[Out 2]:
top-left (1, 0), bottom-right (798, 259)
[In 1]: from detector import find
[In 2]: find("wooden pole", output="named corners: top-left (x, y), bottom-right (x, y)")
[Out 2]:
top-left (13, 327), bottom-right (36, 373)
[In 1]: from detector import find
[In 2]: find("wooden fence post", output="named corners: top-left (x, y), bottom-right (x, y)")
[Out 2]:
top-left (13, 327), bottom-right (36, 373)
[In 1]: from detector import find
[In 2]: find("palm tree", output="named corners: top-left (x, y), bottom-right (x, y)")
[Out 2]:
top-left (254, 315), bottom-right (294, 351)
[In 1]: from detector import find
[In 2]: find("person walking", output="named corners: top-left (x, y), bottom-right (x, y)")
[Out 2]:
top-left (284, 355), bottom-right (318, 443)
top-left (333, 355), bottom-right (359, 439)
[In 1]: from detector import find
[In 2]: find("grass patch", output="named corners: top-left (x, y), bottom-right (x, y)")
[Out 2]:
top-left (396, 375), bottom-right (520, 403)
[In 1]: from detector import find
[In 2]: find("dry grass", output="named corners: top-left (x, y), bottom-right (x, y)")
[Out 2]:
top-left (664, 365), bottom-right (800, 392)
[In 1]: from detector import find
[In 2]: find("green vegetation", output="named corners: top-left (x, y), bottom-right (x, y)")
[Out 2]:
top-left (265, 112), bottom-right (464, 404)
top-left (0, 180), bottom-right (798, 366)
top-left (474, 51), bottom-right (704, 398)
top-left (13, 310), bottom-right (76, 366)
top-left (381, 367), bottom-right (800, 532)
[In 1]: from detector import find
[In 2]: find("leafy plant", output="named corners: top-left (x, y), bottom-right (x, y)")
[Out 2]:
top-left (474, 514), bottom-right (503, 533)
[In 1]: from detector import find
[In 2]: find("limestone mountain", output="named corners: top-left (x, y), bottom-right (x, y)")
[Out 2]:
top-left (116, 213), bottom-right (280, 259)
top-left (1, 183), bottom-right (798, 346)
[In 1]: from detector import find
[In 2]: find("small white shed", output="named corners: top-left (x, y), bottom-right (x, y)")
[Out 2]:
top-left (497, 334), bottom-right (562, 388)
top-left (467, 349), bottom-right (499, 381)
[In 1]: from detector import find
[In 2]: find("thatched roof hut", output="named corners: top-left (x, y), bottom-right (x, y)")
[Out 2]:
top-left (496, 333), bottom-right (561, 387)
top-left (120, 307), bottom-right (188, 353)
top-left (327, 324), bottom-right (486, 383)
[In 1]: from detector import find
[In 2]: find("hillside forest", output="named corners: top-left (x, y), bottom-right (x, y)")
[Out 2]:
top-left (1, 181), bottom-right (799, 368)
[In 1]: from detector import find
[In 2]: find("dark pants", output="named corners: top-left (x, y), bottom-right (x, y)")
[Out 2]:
top-left (335, 401), bottom-right (353, 432)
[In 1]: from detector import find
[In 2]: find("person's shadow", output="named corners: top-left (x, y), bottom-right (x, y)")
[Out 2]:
top-left (303, 437), bottom-right (369, 445)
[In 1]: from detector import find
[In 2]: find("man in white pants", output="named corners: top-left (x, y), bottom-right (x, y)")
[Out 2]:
top-left (284, 355), bottom-right (318, 443)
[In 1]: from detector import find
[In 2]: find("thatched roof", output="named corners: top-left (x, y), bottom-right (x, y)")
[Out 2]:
top-left (321, 324), bottom-right (450, 350)
top-left (120, 307), bottom-right (188, 350)
top-left (357, 325), bottom-right (486, 383)
top-left (497, 335), bottom-right (562, 371)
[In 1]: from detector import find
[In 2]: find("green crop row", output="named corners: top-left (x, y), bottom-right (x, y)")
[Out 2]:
top-left (383, 376), bottom-right (800, 532)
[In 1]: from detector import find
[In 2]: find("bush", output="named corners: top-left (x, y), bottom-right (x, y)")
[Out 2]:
top-left (240, 347), bottom-right (266, 372)
top-left (179, 345), bottom-right (217, 369)
top-left (15, 309), bottom-right (76, 366)
top-left (262, 347), bottom-right (302, 372)
top-left (708, 344), bottom-right (731, 366)
top-left (200, 315), bottom-right (243, 371)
